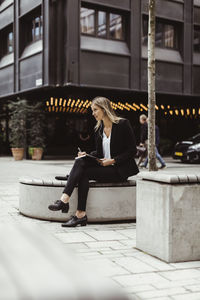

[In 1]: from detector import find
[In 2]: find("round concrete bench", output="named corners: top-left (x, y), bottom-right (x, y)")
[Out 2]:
top-left (19, 177), bottom-right (136, 222)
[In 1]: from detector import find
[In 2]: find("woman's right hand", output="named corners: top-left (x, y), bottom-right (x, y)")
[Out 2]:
top-left (78, 151), bottom-right (86, 157)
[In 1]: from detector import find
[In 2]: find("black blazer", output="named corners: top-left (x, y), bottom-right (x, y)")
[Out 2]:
top-left (91, 119), bottom-right (139, 179)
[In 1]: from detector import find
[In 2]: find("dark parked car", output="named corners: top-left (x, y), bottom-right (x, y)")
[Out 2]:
top-left (173, 133), bottom-right (200, 163)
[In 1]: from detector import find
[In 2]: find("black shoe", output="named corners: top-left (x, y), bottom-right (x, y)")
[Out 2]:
top-left (62, 215), bottom-right (87, 227)
top-left (159, 164), bottom-right (166, 169)
top-left (55, 175), bottom-right (69, 180)
top-left (48, 200), bottom-right (69, 213)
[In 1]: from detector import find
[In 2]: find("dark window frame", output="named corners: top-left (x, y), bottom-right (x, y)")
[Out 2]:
top-left (19, 5), bottom-right (43, 54)
top-left (194, 25), bottom-right (200, 53)
top-left (80, 5), bottom-right (126, 42)
top-left (0, 24), bottom-right (14, 58)
top-left (142, 15), bottom-right (180, 51)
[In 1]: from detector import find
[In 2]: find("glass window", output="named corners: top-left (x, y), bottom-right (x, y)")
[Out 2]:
top-left (109, 13), bottom-right (123, 40)
top-left (7, 31), bottom-right (13, 53)
top-left (80, 7), bottom-right (95, 35)
top-left (0, 26), bottom-right (13, 57)
top-left (98, 11), bottom-right (106, 38)
top-left (164, 24), bottom-right (175, 48)
top-left (32, 15), bottom-right (43, 42)
top-left (142, 17), bottom-right (177, 50)
top-left (81, 6), bottom-right (125, 41)
top-left (155, 23), bottom-right (163, 47)
top-left (194, 26), bottom-right (200, 52)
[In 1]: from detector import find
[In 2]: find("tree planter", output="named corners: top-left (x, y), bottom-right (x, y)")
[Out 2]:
top-left (11, 148), bottom-right (24, 160)
top-left (32, 148), bottom-right (43, 160)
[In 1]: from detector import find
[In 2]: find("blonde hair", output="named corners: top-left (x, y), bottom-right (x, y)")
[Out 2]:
top-left (91, 96), bottom-right (122, 131)
top-left (140, 114), bottom-right (147, 121)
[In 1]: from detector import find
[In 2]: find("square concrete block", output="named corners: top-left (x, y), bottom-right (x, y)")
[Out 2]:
top-left (136, 179), bottom-right (200, 262)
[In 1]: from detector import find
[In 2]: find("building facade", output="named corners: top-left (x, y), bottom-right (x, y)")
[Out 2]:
top-left (0, 0), bottom-right (200, 156)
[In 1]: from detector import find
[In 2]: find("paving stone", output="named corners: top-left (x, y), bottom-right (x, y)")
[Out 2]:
top-left (86, 230), bottom-right (129, 241)
top-left (171, 292), bottom-right (200, 300)
top-left (185, 284), bottom-right (200, 292)
top-left (160, 269), bottom-right (200, 281)
top-left (114, 257), bottom-right (157, 273)
top-left (171, 261), bottom-right (200, 269)
top-left (90, 258), bottom-right (130, 277)
top-left (113, 273), bottom-right (170, 287)
top-left (55, 232), bottom-right (96, 243)
top-left (151, 278), bottom-right (200, 289)
top-left (136, 287), bottom-right (188, 299)
top-left (85, 240), bottom-right (125, 249)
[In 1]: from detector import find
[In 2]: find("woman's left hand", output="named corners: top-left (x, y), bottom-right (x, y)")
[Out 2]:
top-left (100, 158), bottom-right (115, 167)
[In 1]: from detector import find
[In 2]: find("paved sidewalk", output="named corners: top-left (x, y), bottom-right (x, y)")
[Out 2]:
top-left (1, 156), bottom-right (200, 300)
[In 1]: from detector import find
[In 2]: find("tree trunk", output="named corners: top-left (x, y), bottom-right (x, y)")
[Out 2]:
top-left (148, 0), bottom-right (157, 171)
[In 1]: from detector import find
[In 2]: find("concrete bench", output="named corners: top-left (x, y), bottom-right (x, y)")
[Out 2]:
top-left (0, 223), bottom-right (130, 300)
top-left (19, 177), bottom-right (136, 222)
top-left (136, 172), bottom-right (200, 263)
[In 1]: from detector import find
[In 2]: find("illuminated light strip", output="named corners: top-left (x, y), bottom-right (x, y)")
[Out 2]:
top-left (118, 102), bottom-right (124, 110)
top-left (120, 103), bottom-right (130, 111)
top-left (164, 112), bottom-right (167, 115)
top-left (55, 98), bottom-right (58, 106)
top-left (67, 98), bottom-right (71, 106)
top-left (199, 108), bottom-right (200, 115)
top-left (175, 109), bottom-right (179, 115)
top-left (193, 108), bottom-right (196, 115)
top-left (140, 104), bottom-right (148, 111)
top-left (63, 99), bottom-right (67, 107)
top-left (52, 106), bottom-right (55, 112)
top-left (155, 105), bottom-right (159, 110)
top-left (86, 102), bottom-right (91, 108)
top-left (75, 99), bottom-right (80, 107)
top-left (187, 109), bottom-right (190, 115)
top-left (133, 103), bottom-right (140, 109)
top-left (46, 101), bottom-right (49, 106)
top-left (71, 100), bottom-right (76, 107)
top-left (59, 107), bottom-right (62, 112)
top-left (169, 110), bottom-right (173, 115)
top-left (181, 109), bottom-right (184, 116)
top-left (59, 98), bottom-right (62, 106)
top-left (161, 105), bottom-right (165, 110)
top-left (83, 100), bottom-right (88, 107)
top-left (126, 103), bottom-right (137, 111)
top-left (63, 107), bottom-right (66, 112)
top-left (55, 107), bottom-right (58, 112)
top-left (48, 106), bottom-right (51, 112)
top-left (167, 105), bottom-right (170, 109)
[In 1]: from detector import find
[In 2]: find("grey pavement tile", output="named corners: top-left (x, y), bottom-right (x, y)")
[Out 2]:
top-left (113, 273), bottom-right (170, 287)
top-left (115, 229), bottom-right (136, 239)
top-left (88, 258), bottom-right (130, 277)
top-left (151, 279), bottom-right (200, 290)
top-left (171, 292), bottom-right (200, 300)
top-left (171, 261), bottom-right (200, 269)
top-left (132, 252), bottom-right (175, 271)
top-left (114, 256), bottom-right (157, 273)
top-left (185, 284), bottom-right (200, 292)
top-left (124, 285), bottom-right (156, 293)
top-left (85, 230), bottom-right (129, 241)
top-left (55, 231), bottom-right (96, 243)
top-left (159, 269), bottom-right (200, 281)
top-left (85, 240), bottom-right (125, 249)
top-left (136, 287), bottom-right (188, 299)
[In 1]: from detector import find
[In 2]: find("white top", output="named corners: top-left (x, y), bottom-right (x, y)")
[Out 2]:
top-left (102, 131), bottom-right (111, 159)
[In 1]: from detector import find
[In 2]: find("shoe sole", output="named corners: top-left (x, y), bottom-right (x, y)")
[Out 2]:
top-left (61, 222), bottom-right (87, 227)
top-left (48, 206), bottom-right (69, 213)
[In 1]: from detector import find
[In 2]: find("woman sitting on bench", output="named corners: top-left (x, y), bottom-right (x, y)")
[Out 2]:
top-left (48, 96), bottom-right (139, 227)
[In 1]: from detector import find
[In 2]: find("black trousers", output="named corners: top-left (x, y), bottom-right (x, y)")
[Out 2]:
top-left (63, 158), bottom-right (125, 211)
